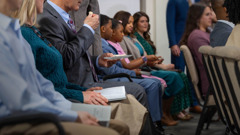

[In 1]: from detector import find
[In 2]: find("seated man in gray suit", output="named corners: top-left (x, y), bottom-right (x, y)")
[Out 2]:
top-left (210, 0), bottom-right (234, 47)
top-left (38, 0), bottom-right (147, 107)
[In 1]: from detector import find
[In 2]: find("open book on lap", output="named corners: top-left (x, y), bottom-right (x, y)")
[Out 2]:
top-left (94, 86), bottom-right (126, 101)
top-left (71, 103), bottom-right (111, 127)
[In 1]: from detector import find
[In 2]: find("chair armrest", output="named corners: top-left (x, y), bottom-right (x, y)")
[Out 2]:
top-left (0, 112), bottom-right (65, 135)
top-left (103, 73), bottom-right (133, 82)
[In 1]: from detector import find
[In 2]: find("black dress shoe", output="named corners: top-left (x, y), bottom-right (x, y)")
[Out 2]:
top-left (155, 122), bottom-right (174, 135)
top-left (155, 127), bottom-right (174, 135)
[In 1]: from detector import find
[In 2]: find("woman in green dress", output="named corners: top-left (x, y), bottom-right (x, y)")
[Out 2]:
top-left (131, 11), bottom-right (193, 121)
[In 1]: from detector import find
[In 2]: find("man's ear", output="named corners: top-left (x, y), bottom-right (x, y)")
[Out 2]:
top-left (100, 26), bottom-right (105, 33)
top-left (223, 7), bottom-right (227, 13)
top-left (223, 7), bottom-right (229, 19)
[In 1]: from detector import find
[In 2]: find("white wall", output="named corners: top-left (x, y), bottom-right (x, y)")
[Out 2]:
top-left (98, 0), bottom-right (170, 64)
top-left (155, 0), bottom-right (170, 64)
top-left (98, 0), bottom-right (140, 18)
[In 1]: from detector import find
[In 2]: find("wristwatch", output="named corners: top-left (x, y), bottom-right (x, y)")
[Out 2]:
top-left (142, 56), bottom-right (147, 64)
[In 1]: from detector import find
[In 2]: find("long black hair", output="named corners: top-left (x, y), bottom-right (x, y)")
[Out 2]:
top-left (224, 0), bottom-right (240, 24)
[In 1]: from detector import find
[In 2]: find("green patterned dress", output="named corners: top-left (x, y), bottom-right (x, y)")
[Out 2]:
top-left (135, 32), bottom-right (192, 114)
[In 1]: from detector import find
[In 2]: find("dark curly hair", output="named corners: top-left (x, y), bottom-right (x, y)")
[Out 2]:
top-left (133, 11), bottom-right (156, 54)
top-left (224, 0), bottom-right (240, 24)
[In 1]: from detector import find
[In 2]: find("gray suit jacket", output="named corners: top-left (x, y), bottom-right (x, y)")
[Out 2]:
top-left (210, 21), bottom-right (233, 47)
top-left (69, 0), bottom-right (102, 56)
top-left (38, 2), bottom-right (97, 87)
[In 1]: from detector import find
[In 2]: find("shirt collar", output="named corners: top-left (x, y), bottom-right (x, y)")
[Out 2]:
top-left (0, 13), bottom-right (20, 31)
top-left (107, 40), bottom-right (120, 46)
top-left (217, 20), bottom-right (235, 28)
top-left (47, 0), bottom-right (70, 24)
top-left (101, 38), bottom-right (109, 45)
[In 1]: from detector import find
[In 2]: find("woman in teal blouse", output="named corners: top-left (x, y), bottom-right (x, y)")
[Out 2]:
top-left (21, 25), bottom-right (88, 102)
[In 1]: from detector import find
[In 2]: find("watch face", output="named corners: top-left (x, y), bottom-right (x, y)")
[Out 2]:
top-left (142, 56), bottom-right (147, 62)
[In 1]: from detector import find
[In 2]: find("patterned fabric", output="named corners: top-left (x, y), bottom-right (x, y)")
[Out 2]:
top-left (68, 17), bottom-right (77, 33)
top-left (171, 72), bottom-right (192, 114)
top-left (24, 24), bottom-right (53, 46)
top-left (134, 32), bottom-right (154, 55)
top-left (21, 25), bottom-right (87, 102)
top-left (151, 70), bottom-right (184, 98)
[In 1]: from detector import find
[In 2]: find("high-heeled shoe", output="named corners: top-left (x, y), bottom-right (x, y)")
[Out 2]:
top-left (175, 112), bottom-right (191, 121)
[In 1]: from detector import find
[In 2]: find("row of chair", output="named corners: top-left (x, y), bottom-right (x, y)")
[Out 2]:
top-left (181, 44), bottom-right (240, 135)
top-left (180, 45), bottom-right (217, 135)
top-left (199, 45), bottom-right (240, 135)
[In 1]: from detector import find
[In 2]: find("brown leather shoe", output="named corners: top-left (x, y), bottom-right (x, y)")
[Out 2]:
top-left (189, 105), bottom-right (202, 113)
top-left (161, 117), bottom-right (178, 126)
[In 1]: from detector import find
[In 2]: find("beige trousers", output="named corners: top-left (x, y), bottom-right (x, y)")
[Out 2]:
top-left (110, 94), bottom-right (147, 135)
top-left (0, 122), bottom-right (119, 135)
top-left (0, 95), bottom-right (146, 135)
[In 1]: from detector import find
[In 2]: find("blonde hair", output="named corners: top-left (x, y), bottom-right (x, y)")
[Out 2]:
top-left (12, 0), bottom-right (37, 26)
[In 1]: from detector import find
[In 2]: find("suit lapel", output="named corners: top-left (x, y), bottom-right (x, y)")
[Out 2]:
top-left (44, 2), bottom-right (73, 33)
top-left (108, 43), bottom-right (118, 54)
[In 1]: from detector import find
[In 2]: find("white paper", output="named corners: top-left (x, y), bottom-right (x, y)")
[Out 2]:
top-left (94, 86), bottom-right (126, 101)
top-left (104, 55), bottom-right (132, 60)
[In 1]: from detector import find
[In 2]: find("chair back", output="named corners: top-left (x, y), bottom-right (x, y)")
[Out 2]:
top-left (199, 46), bottom-right (228, 123)
top-left (199, 45), bottom-right (240, 134)
top-left (180, 45), bottom-right (204, 105)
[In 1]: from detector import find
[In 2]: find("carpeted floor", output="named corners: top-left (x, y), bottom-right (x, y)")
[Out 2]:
top-left (164, 112), bottom-right (226, 135)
